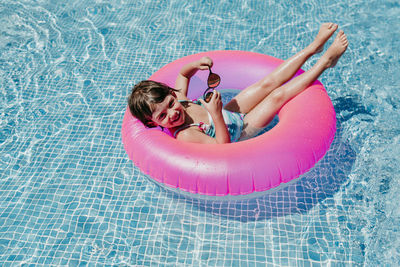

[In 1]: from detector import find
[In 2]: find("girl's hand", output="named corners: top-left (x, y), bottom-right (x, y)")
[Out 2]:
top-left (199, 90), bottom-right (230, 144)
top-left (196, 56), bottom-right (213, 70)
top-left (199, 90), bottom-right (223, 116)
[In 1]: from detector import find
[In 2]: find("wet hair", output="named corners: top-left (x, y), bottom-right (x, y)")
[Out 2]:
top-left (128, 80), bottom-right (177, 128)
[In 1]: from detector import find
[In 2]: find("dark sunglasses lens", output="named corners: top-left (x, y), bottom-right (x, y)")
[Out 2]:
top-left (204, 91), bottom-right (213, 103)
top-left (207, 73), bottom-right (220, 88)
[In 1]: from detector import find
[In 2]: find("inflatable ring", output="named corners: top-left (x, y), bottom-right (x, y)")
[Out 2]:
top-left (122, 50), bottom-right (336, 199)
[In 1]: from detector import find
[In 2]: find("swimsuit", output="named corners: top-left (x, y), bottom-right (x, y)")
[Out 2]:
top-left (173, 100), bottom-right (244, 142)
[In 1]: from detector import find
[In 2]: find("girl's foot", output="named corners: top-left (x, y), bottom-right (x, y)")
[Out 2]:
top-left (310, 23), bottom-right (338, 54)
top-left (321, 30), bottom-right (348, 68)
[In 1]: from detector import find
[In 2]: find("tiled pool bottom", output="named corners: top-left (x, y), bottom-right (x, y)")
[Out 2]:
top-left (1, 0), bottom-right (400, 265)
top-left (123, 129), bottom-right (359, 266)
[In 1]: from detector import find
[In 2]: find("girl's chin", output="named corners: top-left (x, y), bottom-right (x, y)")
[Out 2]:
top-left (172, 120), bottom-right (183, 128)
top-left (175, 112), bottom-right (184, 124)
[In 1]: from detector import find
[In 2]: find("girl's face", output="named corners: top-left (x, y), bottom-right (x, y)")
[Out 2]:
top-left (150, 94), bottom-right (185, 128)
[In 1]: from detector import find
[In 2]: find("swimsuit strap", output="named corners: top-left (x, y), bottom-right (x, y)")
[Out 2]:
top-left (173, 122), bottom-right (206, 138)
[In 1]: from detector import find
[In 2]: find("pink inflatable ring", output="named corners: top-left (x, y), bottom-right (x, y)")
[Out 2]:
top-left (122, 50), bottom-right (336, 199)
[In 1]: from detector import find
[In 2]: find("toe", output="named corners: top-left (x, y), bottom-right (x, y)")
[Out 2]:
top-left (327, 23), bottom-right (337, 30)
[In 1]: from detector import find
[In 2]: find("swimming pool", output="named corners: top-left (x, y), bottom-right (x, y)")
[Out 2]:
top-left (1, 0), bottom-right (399, 265)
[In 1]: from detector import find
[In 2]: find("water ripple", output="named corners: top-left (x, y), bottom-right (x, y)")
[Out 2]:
top-left (1, 0), bottom-right (399, 266)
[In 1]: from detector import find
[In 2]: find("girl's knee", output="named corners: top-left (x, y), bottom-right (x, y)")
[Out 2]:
top-left (269, 89), bottom-right (286, 105)
top-left (260, 76), bottom-right (278, 90)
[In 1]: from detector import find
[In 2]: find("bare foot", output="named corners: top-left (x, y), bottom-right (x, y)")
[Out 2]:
top-left (310, 23), bottom-right (338, 54)
top-left (321, 30), bottom-right (348, 68)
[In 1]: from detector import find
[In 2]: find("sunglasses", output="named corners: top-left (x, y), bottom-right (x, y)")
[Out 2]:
top-left (203, 67), bottom-right (221, 103)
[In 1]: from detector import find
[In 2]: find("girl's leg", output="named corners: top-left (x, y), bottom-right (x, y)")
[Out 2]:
top-left (241, 31), bottom-right (348, 132)
top-left (225, 23), bottom-right (338, 114)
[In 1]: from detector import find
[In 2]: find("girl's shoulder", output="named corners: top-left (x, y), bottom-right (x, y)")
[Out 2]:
top-left (170, 122), bottom-right (204, 138)
top-left (175, 90), bottom-right (188, 101)
top-left (175, 89), bottom-right (201, 105)
top-left (178, 98), bottom-right (202, 109)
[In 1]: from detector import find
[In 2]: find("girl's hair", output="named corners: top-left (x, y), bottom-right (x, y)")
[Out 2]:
top-left (128, 80), bottom-right (177, 128)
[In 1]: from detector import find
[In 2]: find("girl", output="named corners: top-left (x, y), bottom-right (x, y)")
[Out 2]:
top-left (129, 23), bottom-right (348, 144)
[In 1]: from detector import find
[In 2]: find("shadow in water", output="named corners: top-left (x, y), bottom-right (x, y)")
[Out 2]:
top-left (333, 95), bottom-right (374, 122)
top-left (159, 127), bottom-right (356, 222)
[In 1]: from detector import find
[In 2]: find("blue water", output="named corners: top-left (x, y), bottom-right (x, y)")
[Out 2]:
top-left (1, 0), bottom-right (399, 266)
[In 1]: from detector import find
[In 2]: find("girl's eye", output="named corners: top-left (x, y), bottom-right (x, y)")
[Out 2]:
top-left (159, 113), bottom-right (166, 120)
top-left (169, 100), bottom-right (174, 108)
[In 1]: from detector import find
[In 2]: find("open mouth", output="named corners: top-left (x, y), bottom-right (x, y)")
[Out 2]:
top-left (171, 111), bottom-right (180, 123)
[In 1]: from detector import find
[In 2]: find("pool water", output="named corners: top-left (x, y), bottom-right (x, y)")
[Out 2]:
top-left (1, 0), bottom-right (399, 266)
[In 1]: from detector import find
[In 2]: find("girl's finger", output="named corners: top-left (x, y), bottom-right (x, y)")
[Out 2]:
top-left (212, 90), bottom-right (218, 99)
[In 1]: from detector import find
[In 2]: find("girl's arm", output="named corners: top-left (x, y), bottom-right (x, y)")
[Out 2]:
top-left (200, 91), bottom-right (230, 144)
top-left (176, 90), bottom-right (230, 144)
top-left (175, 57), bottom-right (213, 99)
